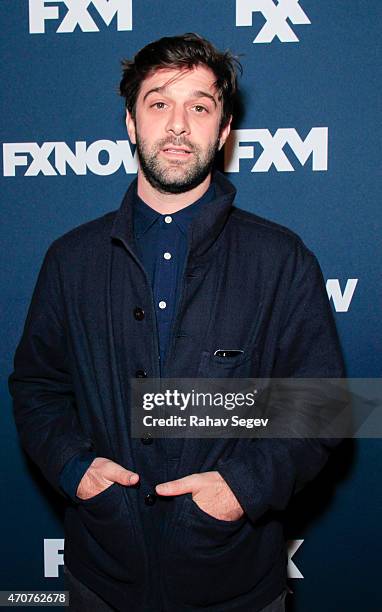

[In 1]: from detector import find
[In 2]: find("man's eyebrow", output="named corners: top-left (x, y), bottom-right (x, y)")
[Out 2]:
top-left (142, 86), bottom-right (164, 102)
top-left (143, 87), bottom-right (217, 107)
top-left (191, 90), bottom-right (217, 107)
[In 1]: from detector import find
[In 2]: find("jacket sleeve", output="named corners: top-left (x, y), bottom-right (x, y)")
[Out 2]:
top-left (59, 451), bottom-right (97, 501)
top-left (216, 251), bottom-right (346, 524)
top-left (8, 244), bottom-right (95, 497)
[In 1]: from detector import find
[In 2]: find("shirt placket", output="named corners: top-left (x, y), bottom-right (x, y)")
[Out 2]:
top-left (153, 214), bottom-right (182, 367)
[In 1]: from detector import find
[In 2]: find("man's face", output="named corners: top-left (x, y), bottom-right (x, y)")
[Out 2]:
top-left (126, 65), bottom-right (231, 194)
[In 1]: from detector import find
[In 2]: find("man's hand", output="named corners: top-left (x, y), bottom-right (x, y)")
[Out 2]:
top-left (76, 457), bottom-right (139, 500)
top-left (155, 471), bottom-right (244, 521)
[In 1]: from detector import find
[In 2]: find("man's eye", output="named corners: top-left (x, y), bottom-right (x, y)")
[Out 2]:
top-left (193, 105), bottom-right (208, 113)
top-left (151, 102), bottom-right (167, 109)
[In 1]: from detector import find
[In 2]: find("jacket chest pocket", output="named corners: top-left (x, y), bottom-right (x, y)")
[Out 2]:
top-left (197, 346), bottom-right (259, 378)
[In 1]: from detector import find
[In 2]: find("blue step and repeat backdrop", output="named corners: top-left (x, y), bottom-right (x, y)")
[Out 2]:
top-left (1, 2), bottom-right (381, 611)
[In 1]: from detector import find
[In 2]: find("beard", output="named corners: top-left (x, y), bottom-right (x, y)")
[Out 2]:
top-left (135, 132), bottom-right (220, 194)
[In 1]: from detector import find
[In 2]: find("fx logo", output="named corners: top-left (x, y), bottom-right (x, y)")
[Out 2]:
top-left (236, 0), bottom-right (311, 43)
top-left (28, 0), bottom-right (132, 34)
top-left (43, 539), bottom-right (305, 578)
top-left (287, 540), bottom-right (304, 578)
top-left (224, 128), bottom-right (328, 173)
top-left (44, 539), bottom-right (64, 577)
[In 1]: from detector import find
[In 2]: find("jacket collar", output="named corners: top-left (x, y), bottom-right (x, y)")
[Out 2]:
top-left (110, 170), bottom-right (236, 260)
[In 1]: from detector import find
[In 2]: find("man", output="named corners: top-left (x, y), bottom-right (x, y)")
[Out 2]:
top-left (9, 33), bottom-right (344, 612)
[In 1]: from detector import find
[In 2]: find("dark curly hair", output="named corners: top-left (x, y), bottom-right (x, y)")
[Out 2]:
top-left (119, 33), bottom-right (242, 130)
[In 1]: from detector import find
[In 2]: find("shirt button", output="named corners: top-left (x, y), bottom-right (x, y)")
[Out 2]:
top-left (144, 492), bottom-right (157, 506)
top-left (163, 252), bottom-right (172, 260)
top-left (158, 301), bottom-right (167, 309)
top-left (141, 436), bottom-right (153, 445)
top-left (135, 370), bottom-right (148, 378)
top-left (133, 307), bottom-right (145, 320)
top-left (164, 216), bottom-right (172, 224)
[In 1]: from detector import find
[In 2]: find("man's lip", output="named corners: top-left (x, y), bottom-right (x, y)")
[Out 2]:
top-left (162, 147), bottom-right (192, 154)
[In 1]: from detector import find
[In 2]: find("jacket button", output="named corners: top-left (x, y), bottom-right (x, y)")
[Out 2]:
top-left (134, 307), bottom-right (145, 321)
top-left (135, 370), bottom-right (148, 378)
top-left (141, 436), bottom-right (153, 445)
top-left (144, 492), bottom-right (157, 506)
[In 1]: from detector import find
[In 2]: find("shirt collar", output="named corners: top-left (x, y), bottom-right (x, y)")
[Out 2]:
top-left (111, 170), bottom-right (236, 261)
top-left (134, 182), bottom-right (216, 238)
top-left (133, 193), bottom-right (159, 239)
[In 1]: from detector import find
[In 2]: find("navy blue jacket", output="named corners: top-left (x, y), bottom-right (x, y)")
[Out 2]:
top-left (9, 171), bottom-right (345, 612)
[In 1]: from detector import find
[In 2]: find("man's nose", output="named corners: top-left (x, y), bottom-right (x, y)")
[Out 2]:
top-left (165, 106), bottom-right (190, 136)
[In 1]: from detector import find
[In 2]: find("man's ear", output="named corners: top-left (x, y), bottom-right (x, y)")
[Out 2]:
top-left (218, 115), bottom-right (232, 151)
top-left (125, 109), bottom-right (136, 144)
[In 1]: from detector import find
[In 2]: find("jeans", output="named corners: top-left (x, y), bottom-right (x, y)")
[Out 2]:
top-left (259, 589), bottom-right (287, 611)
top-left (64, 566), bottom-right (115, 611)
top-left (64, 565), bottom-right (287, 612)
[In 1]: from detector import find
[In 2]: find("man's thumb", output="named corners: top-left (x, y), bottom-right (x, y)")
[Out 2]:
top-left (103, 461), bottom-right (139, 486)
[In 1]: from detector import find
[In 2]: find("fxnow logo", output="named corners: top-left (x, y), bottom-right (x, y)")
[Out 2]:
top-left (28, 0), bottom-right (132, 34)
top-left (3, 140), bottom-right (138, 176)
top-left (326, 279), bottom-right (358, 313)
